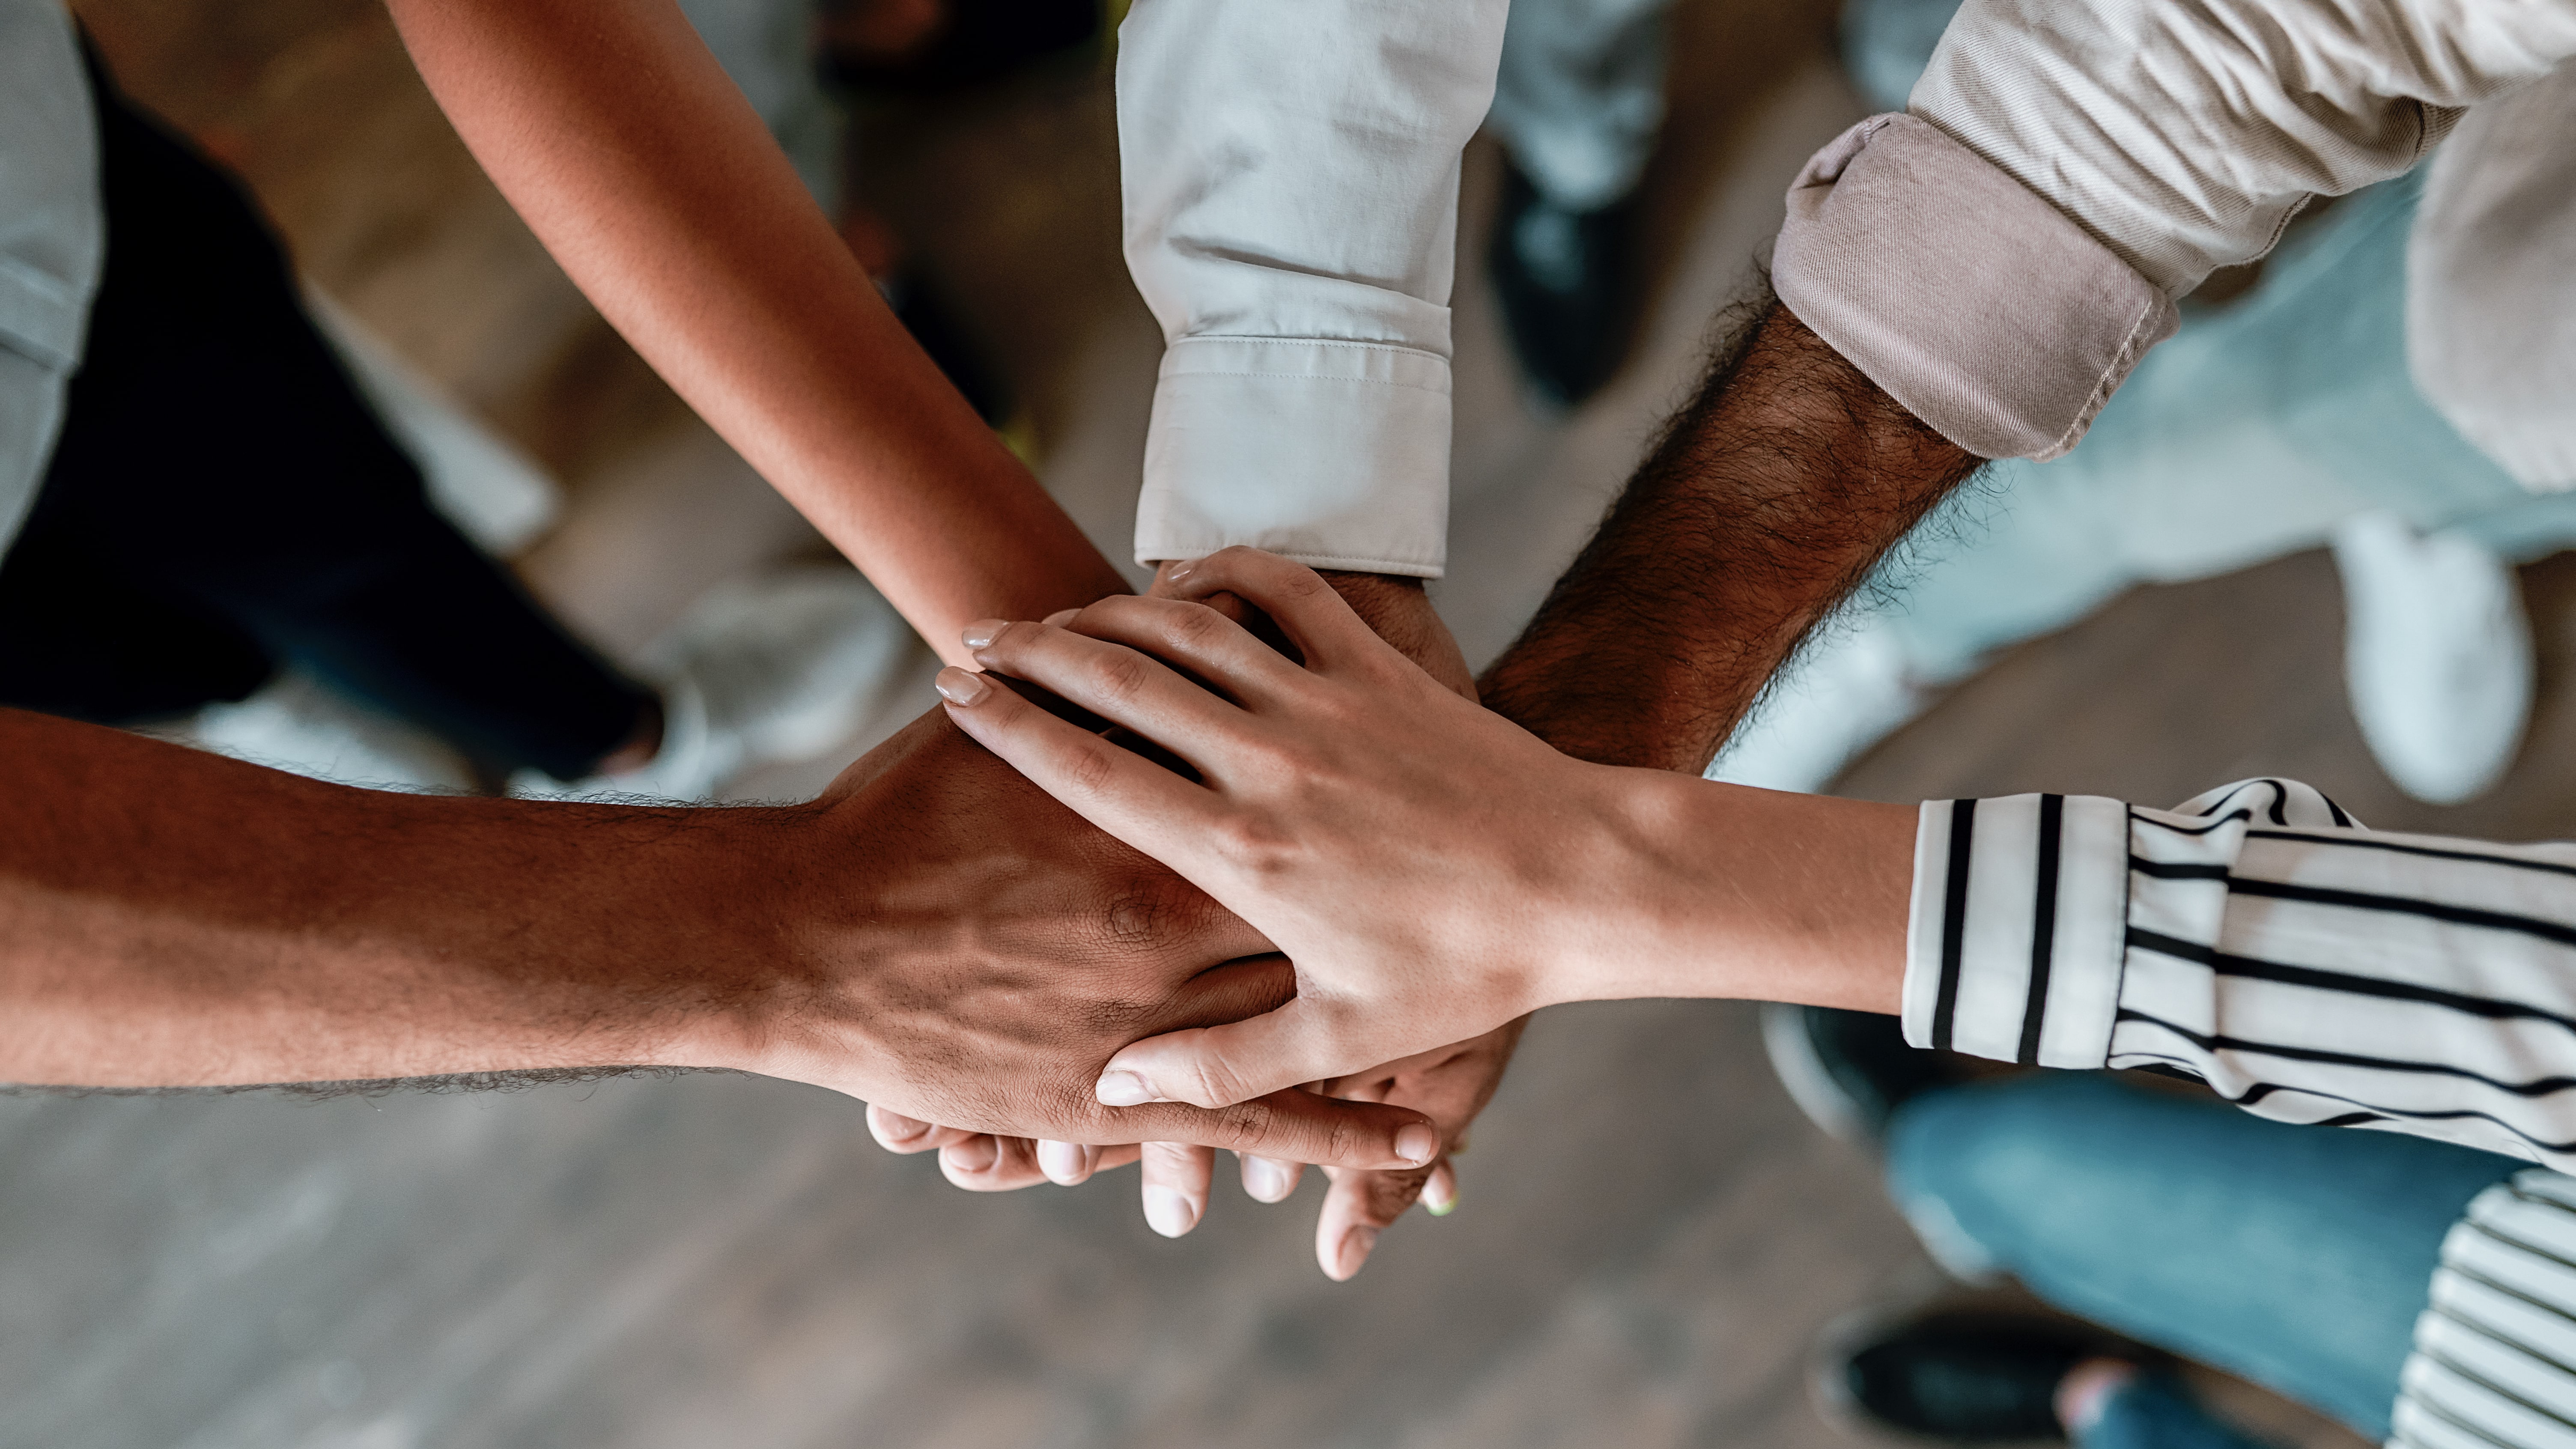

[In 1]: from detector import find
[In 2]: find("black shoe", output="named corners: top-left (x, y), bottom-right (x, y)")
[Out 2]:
top-left (882, 270), bottom-right (1012, 426)
top-left (1761, 1002), bottom-right (1965, 1144)
top-left (819, 0), bottom-right (1103, 95)
top-left (1486, 159), bottom-right (1640, 407)
top-left (1821, 1309), bottom-right (2108, 1443)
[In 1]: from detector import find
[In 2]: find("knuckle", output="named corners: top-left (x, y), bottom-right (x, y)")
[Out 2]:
top-left (1093, 650), bottom-right (1152, 703)
top-left (1058, 736), bottom-right (1122, 795)
top-left (1210, 1094), bottom-right (1275, 1147)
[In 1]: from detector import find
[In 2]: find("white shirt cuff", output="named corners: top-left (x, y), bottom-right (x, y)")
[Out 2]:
top-left (1134, 337), bottom-right (1449, 578)
top-left (1901, 793), bottom-right (2133, 1067)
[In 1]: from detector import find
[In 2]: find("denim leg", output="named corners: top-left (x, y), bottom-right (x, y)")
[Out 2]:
top-left (1885, 1073), bottom-right (2522, 1439)
top-left (2081, 1377), bottom-right (2281, 1449)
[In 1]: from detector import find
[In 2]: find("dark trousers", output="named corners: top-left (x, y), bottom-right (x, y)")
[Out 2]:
top-left (0, 42), bottom-right (653, 781)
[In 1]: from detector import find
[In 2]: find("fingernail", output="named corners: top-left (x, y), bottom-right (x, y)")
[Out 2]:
top-left (960, 618), bottom-right (1008, 650)
top-left (1242, 1156), bottom-right (1294, 1203)
top-left (1166, 558), bottom-right (1199, 583)
top-left (933, 667), bottom-right (990, 706)
top-left (1094, 1070), bottom-right (1155, 1106)
top-left (1142, 1185), bottom-right (1198, 1238)
top-left (941, 1137), bottom-right (999, 1173)
top-left (1333, 1226), bottom-right (1380, 1280)
top-left (1037, 1140), bottom-right (1089, 1186)
top-left (1423, 1180), bottom-right (1458, 1217)
top-left (1394, 1124), bottom-right (1439, 1166)
top-left (1042, 608), bottom-right (1079, 627)
top-left (875, 1109), bottom-right (930, 1142)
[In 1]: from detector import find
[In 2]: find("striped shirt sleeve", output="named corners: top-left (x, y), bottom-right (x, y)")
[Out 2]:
top-left (1905, 778), bottom-right (2576, 1169)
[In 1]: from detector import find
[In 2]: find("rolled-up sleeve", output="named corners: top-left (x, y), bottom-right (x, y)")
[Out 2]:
top-left (1774, 0), bottom-right (2576, 463)
top-left (1115, 0), bottom-right (1507, 578)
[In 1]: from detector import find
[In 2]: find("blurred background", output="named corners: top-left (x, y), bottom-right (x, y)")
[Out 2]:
top-left (8, 0), bottom-right (2574, 1445)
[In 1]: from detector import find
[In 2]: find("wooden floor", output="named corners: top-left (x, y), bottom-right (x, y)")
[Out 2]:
top-left (10, 3), bottom-right (2557, 1446)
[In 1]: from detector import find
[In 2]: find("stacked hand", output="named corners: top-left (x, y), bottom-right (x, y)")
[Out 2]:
top-left (865, 564), bottom-right (1531, 1279)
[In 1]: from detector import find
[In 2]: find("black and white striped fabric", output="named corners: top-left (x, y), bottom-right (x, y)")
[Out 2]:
top-left (1903, 778), bottom-right (2576, 1167)
top-left (2402, 1169), bottom-right (2576, 1449)
top-left (1902, 778), bottom-right (2576, 1449)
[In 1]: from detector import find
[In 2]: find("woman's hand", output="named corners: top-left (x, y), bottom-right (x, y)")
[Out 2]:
top-left (933, 546), bottom-right (1694, 1110)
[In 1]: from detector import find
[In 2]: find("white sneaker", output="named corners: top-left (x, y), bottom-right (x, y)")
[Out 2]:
top-left (2332, 512), bottom-right (2532, 805)
top-left (517, 566), bottom-right (912, 801)
top-left (1708, 614), bottom-right (1931, 793)
top-left (188, 671), bottom-right (474, 793)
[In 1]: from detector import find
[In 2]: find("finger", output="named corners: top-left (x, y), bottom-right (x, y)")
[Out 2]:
top-left (1160, 547), bottom-right (1383, 675)
top-left (1421, 1159), bottom-right (1460, 1216)
top-left (1315, 1159), bottom-right (1434, 1281)
top-left (1052, 595), bottom-right (1305, 704)
top-left (935, 663), bottom-right (1220, 856)
top-left (1089, 1087), bottom-right (1440, 1173)
top-left (1097, 999), bottom-right (1386, 1113)
top-left (960, 619), bottom-right (1255, 765)
top-left (866, 1104), bottom-right (985, 1155)
top-left (1036, 1139), bottom-right (1099, 1186)
top-left (1239, 1152), bottom-right (1305, 1204)
top-left (1140, 1142), bottom-right (1213, 1238)
top-left (939, 1134), bottom-right (1046, 1192)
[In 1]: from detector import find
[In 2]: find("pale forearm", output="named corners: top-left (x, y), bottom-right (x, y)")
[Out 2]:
top-left (385, 0), bottom-right (1126, 656)
top-left (0, 710), bottom-right (774, 1088)
top-left (1562, 771), bottom-right (1912, 1014)
top-left (1481, 300), bottom-right (1980, 771)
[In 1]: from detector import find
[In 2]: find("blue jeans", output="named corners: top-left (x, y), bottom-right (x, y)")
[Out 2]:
top-left (1886, 1074), bottom-right (2522, 1443)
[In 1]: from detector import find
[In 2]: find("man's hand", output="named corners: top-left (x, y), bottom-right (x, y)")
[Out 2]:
top-left (0, 707), bottom-right (1440, 1173)
top-left (722, 705), bottom-right (1444, 1166)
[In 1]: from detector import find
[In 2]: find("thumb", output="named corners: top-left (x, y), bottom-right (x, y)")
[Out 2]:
top-left (1094, 999), bottom-right (1363, 1111)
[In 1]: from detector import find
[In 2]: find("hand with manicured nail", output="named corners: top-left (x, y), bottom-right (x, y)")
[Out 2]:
top-left (727, 699), bottom-right (1444, 1173)
top-left (872, 561), bottom-right (1527, 1278)
top-left (934, 547), bottom-right (1914, 1121)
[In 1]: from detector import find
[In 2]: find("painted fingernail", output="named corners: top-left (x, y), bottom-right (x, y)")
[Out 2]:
top-left (1142, 1185), bottom-right (1199, 1238)
top-left (1394, 1124), bottom-right (1440, 1166)
top-left (933, 667), bottom-right (990, 706)
top-left (1042, 608), bottom-right (1079, 627)
top-left (1333, 1226), bottom-right (1380, 1280)
top-left (1094, 1070), bottom-right (1155, 1106)
top-left (1036, 1140), bottom-right (1089, 1185)
top-left (941, 1136), bottom-right (999, 1173)
top-left (1241, 1156), bottom-right (1295, 1203)
top-left (960, 618), bottom-right (1008, 650)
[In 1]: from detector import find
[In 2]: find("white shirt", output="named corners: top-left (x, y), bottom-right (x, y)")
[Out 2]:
top-left (0, 0), bottom-right (102, 560)
top-left (1115, 0), bottom-right (1509, 578)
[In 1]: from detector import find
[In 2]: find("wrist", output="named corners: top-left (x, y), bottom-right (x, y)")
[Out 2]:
top-left (578, 803), bottom-right (816, 1077)
top-left (1553, 769), bottom-right (1914, 1011)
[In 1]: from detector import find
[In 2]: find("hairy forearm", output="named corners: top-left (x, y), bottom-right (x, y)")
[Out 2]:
top-left (385, 0), bottom-right (1127, 656)
top-left (0, 710), bottom-right (779, 1088)
top-left (1481, 298), bottom-right (1981, 771)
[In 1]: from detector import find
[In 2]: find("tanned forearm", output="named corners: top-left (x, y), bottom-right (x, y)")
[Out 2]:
top-left (1481, 297), bottom-right (1981, 771)
top-left (385, 0), bottom-right (1128, 657)
top-left (0, 709), bottom-right (780, 1088)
